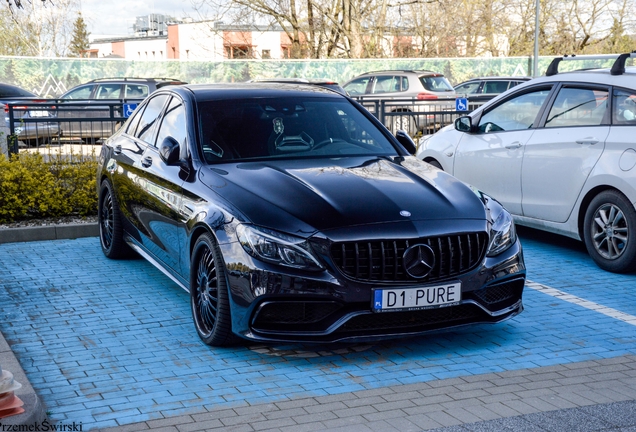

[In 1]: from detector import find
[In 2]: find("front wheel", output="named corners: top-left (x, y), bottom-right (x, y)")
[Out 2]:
top-left (190, 233), bottom-right (238, 346)
top-left (583, 190), bottom-right (636, 273)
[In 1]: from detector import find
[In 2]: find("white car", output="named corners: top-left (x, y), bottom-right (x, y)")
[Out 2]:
top-left (416, 53), bottom-right (636, 273)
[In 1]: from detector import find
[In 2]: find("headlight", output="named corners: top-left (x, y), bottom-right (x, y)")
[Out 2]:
top-left (485, 196), bottom-right (517, 257)
top-left (236, 224), bottom-right (323, 270)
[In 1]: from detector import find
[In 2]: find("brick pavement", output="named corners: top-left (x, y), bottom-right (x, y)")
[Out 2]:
top-left (1, 227), bottom-right (636, 431)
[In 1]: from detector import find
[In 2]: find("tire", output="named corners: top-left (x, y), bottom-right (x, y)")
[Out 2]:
top-left (392, 113), bottom-right (416, 136)
top-left (190, 233), bottom-right (239, 346)
top-left (426, 159), bottom-right (443, 170)
top-left (583, 190), bottom-right (636, 273)
top-left (98, 179), bottom-right (133, 259)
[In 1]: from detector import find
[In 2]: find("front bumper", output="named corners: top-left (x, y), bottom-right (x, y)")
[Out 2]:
top-left (221, 238), bottom-right (526, 344)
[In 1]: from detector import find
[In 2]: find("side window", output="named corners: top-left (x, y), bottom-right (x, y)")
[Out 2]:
top-left (545, 87), bottom-right (608, 128)
top-left (478, 89), bottom-right (551, 133)
top-left (372, 76), bottom-right (397, 94)
top-left (134, 94), bottom-right (169, 144)
top-left (156, 98), bottom-right (186, 148)
top-left (455, 82), bottom-right (480, 94)
top-left (63, 85), bottom-right (94, 99)
top-left (343, 77), bottom-right (371, 96)
top-left (125, 84), bottom-right (149, 99)
top-left (612, 89), bottom-right (636, 125)
top-left (483, 81), bottom-right (510, 94)
top-left (401, 76), bottom-right (409, 92)
top-left (95, 84), bottom-right (122, 99)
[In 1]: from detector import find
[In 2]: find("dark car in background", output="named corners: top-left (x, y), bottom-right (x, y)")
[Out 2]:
top-left (97, 83), bottom-right (525, 346)
top-left (1, 82), bottom-right (59, 147)
top-left (57, 77), bottom-right (186, 143)
top-left (454, 77), bottom-right (532, 102)
top-left (249, 77), bottom-right (348, 95)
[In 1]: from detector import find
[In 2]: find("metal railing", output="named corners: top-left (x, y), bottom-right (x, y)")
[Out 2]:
top-left (5, 99), bottom-right (143, 155)
top-left (353, 96), bottom-right (487, 137)
top-left (4, 97), bottom-right (488, 156)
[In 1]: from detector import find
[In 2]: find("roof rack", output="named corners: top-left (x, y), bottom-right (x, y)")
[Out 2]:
top-left (545, 52), bottom-right (636, 76)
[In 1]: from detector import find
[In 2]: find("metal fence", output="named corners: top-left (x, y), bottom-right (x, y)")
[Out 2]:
top-left (354, 97), bottom-right (487, 138)
top-left (4, 97), bottom-right (486, 156)
top-left (4, 99), bottom-right (142, 157)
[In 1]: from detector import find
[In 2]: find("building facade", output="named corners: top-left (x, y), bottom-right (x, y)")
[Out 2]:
top-left (90, 19), bottom-right (293, 61)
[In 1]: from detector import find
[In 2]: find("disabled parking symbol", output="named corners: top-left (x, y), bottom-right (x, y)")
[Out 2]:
top-left (455, 98), bottom-right (468, 111)
top-left (123, 103), bottom-right (138, 118)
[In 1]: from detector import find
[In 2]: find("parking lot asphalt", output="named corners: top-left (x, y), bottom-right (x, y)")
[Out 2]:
top-left (1, 227), bottom-right (636, 431)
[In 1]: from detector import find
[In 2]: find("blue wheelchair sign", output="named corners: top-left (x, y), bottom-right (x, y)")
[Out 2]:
top-left (455, 98), bottom-right (468, 111)
top-left (123, 103), bottom-right (138, 118)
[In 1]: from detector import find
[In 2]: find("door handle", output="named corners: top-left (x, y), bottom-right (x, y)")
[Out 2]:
top-left (576, 138), bottom-right (599, 145)
top-left (113, 145), bottom-right (122, 155)
top-left (505, 142), bottom-right (523, 149)
top-left (141, 156), bottom-right (153, 167)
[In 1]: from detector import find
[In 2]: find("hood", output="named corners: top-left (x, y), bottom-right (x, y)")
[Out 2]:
top-left (199, 156), bottom-right (487, 236)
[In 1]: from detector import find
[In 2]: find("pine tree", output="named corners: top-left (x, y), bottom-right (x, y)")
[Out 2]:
top-left (68, 12), bottom-right (90, 57)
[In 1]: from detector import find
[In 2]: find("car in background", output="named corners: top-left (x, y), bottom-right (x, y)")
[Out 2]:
top-left (454, 77), bottom-right (532, 102)
top-left (343, 70), bottom-right (457, 136)
top-left (97, 82), bottom-right (525, 346)
top-left (417, 53), bottom-right (636, 273)
top-left (57, 77), bottom-right (187, 143)
top-left (249, 78), bottom-right (348, 95)
top-left (1, 82), bottom-right (59, 147)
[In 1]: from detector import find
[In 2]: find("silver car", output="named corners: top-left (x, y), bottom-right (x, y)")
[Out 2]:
top-left (343, 70), bottom-right (457, 136)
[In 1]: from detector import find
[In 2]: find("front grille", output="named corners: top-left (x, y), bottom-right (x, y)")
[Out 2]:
top-left (336, 304), bottom-right (482, 333)
top-left (330, 232), bottom-right (488, 283)
top-left (255, 302), bottom-right (342, 325)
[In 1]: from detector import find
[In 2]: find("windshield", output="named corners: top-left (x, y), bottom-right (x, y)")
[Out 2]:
top-left (198, 97), bottom-right (398, 163)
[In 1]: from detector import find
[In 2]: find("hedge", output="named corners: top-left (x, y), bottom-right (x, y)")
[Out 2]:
top-left (0, 152), bottom-right (98, 224)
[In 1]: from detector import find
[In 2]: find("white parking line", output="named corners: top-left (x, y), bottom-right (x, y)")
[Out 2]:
top-left (526, 280), bottom-right (636, 326)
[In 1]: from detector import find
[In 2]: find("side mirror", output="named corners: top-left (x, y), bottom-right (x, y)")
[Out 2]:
top-left (159, 136), bottom-right (181, 165)
top-left (395, 130), bottom-right (416, 155)
top-left (454, 116), bottom-right (472, 133)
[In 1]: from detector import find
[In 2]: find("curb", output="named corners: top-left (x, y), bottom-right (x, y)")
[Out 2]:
top-left (0, 223), bottom-right (99, 244)
top-left (1, 330), bottom-right (48, 427)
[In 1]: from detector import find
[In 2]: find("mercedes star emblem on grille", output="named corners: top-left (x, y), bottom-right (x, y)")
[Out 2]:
top-left (403, 244), bottom-right (436, 278)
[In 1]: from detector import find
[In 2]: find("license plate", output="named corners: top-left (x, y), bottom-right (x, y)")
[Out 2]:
top-left (372, 282), bottom-right (461, 312)
top-left (29, 110), bottom-right (50, 117)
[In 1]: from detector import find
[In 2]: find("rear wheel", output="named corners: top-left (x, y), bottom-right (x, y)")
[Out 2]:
top-left (98, 180), bottom-right (133, 259)
top-left (190, 233), bottom-right (238, 346)
top-left (392, 111), bottom-right (417, 136)
top-left (583, 190), bottom-right (636, 273)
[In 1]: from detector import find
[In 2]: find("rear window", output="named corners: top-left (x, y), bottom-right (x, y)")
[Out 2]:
top-left (418, 76), bottom-right (454, 92)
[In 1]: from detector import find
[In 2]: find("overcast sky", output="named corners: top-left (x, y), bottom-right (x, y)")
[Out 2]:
top-left (80, 0), bottom-right (210, 38)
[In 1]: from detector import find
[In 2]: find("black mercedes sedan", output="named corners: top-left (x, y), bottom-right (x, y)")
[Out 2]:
top-left (97, 83), bottom-right (525, 346)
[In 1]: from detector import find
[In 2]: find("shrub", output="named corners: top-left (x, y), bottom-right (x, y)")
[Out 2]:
top-left (0, 152), bottom-right (98, 224)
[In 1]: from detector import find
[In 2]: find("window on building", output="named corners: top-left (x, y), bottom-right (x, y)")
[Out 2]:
top-left (262, 49), bottom-right (271, 59)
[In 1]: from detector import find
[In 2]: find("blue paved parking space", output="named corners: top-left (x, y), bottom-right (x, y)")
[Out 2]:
top-left (1, 231), bottom-right (635, 430)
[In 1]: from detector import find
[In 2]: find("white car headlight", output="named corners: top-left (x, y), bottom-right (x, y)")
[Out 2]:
top-left (236, 224), bottom-right (323, 270)
top-left (485, 197), bottom-right (517, 257)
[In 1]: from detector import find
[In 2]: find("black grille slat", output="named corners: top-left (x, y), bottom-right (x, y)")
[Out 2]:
top-left (330, 232), bottom-right (488, 283)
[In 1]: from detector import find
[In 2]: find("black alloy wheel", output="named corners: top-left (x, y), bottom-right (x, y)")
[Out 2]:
top-left (583, 190), bottom-right (636, 273)
top-left (98, 180), bottom-right (132, 259)
top-left (190, 233), bottom-right (238, 346)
